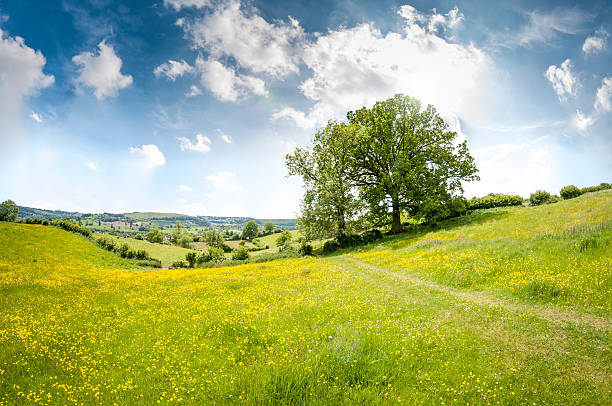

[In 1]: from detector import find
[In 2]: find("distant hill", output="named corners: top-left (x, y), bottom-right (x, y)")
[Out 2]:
top-left (17, 206), bottom-right (296, 231)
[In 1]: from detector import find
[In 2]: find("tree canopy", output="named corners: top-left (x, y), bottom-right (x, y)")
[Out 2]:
top-left (241, 220), bottom-right (259, 240)
top-left (0, 200), bottom-right (18, 222)
top-left (287, 94), bottom-right (479, 235)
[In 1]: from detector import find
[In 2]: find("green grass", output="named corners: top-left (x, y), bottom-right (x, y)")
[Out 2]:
top-left (101, 234), bottom-right (196, 267)
top-left (0, 191), bottom-right (610, 404)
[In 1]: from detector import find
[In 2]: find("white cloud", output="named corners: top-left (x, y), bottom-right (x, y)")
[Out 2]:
top-left (594, 77), bottom-right (612, 112)
top-left (398, 5), bottom-right (464, 33)
top-left (0, 28), bottom-right (54, 139)
top-left (571, 109), bottom-right (595, 133)
top-left (196, 56), bottom-right (267, 102)
top-left (129, 144), bottom-right (166, 168)
top-left (30, 112), bottom-right (42, 123)
top-left (72, 41), bottom-right (133, 100)
top-left (491, 8), bottom-right (590, 48)
top-left (184, 0), bottom-right (303, 77)
top-left (153, 59), bottom-right (193, 81)
top-left (185, 85), bottom-right (202, 97)
top-left (464, 138), bottom-right (561, 198)
top-left (217, 130), bottom-right (232, 144)
top-left (582, 28), bottom-right (608, 55)
top-left (163, 0), bottom-right (211, 11)
top-left (545, 59), bottom-right (576, 101)
top-left (205, 171), bottom-right (243, 193)
top-left (177, 133), bottom-right (211, 153)
top-left (87, 161), bottom-right (99, 172)
top-left (180, 202), bottom-right (208, 216)
top-left (178, 184), bottom-right (192, 192)
top-left (274, 6), bottom-right (489, 129)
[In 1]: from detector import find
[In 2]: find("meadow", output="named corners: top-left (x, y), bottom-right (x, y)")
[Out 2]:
top-left (0, 191), bottom-right (610, 405)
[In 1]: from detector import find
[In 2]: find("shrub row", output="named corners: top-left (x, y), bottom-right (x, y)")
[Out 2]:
top-left (51, 219), bottom-right (92, 237)
top-left (467, 193), bottom-right (523, 210)
top-left (95, 235), bottom-right (150, 260)
top-left (322, 229), bottom-right (383, 254)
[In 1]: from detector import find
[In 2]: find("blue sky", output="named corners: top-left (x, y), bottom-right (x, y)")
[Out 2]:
top-left (0, 0), bottom-right (611, 218)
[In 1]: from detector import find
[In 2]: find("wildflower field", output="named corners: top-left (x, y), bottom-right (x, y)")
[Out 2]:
top-left (0, 191), bottom-right (611, 405)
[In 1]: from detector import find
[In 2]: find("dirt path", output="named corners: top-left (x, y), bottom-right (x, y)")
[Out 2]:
top-left (327, 255), bottom-right (611, 331)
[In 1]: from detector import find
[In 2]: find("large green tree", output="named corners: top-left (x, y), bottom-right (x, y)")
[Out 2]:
top-left (286, 120), bottom-right (364, 239)
top-left (202, 229), bottom-right (224, 247)
top-left (347, 94), bottom-right (479, 233)
top-left (241, 220), bottom-right (259, 240)
top-left (0, 200), bottom-right (18, 222)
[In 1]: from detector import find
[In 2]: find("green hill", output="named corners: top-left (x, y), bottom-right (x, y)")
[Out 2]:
top-left (1, 191), bottom-right (610, 404)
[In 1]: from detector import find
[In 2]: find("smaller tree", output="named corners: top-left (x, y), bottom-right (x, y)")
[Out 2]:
top-left (185, 252), bottom-right (197, 268)
top-left (0, 200), bottom-right (18, 222)
top-left (241, 220), bottom-right (259, 240)
top-left (146, 228), bottom-right (164, 243)
top-left (203, 229), bottom-right (224, 248)
top-left (264, 222), bottom-right (275, 234)
top-left (529, 190), bottom-right (552, 206)
top-left (232, 246), bottom-right (249, 260)
top-left (276, 230), bottom-right (292, 249)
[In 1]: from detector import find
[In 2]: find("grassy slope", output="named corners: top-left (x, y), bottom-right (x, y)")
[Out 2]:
top-left (0, 193), bottom-right (610, 404)
top-left (102, 235), bottom-right (195, 267)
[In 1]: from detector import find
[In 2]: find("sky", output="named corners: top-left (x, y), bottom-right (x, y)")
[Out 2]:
top-left (0, 0), bottom-right (611, 218)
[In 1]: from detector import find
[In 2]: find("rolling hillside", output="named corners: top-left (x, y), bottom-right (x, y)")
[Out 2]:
top-left (1, 191), bottom-right (610, 404)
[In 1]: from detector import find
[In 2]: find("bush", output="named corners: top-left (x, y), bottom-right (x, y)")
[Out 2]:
top-left (117, 243), bottom-right (130, 258)
top-left (196, 247), bottom-right (225, 265)
top-left (560, 185), bottom-right (582, 200)
top-left (96, 235), bottom-right (116, 251)
top-left (51, 218), bottom-right (92, 237)
top-left (232, 246), bottom-right (249, 260)
top-left (146, 228), bottom-right (164, 243)
top-left (467, 193), bottom-right (523, 210)
top-left (185, 252), bottom-right (197, 268)
top-left (135, 250), bottom-right (148, 260)
top-left (335, 233), bottom-right (362, 248)
top-left (170, 260), bottom-right (187, 268)
top-left (322, 240), bottom-right (340, 254)
top-left (24, 217), bottom-right (45, 225)
top-left (361, 229), bottom-right (383, 244)
top-left (581, 182), bottom-right (612, 194)
top-left (276, 230), bottom-right (292, 248)
top-left (298, 242), bottom-right (313, 256)
top-left (529, 190), bottom-right (553, 206)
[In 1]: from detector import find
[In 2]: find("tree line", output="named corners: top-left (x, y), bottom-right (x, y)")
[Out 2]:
top-left (286, 94), bottom-right (479, 239)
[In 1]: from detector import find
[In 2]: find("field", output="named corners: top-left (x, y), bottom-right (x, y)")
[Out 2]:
top-left (0, 191), bottom-right (611, 404)
top-left (101, 235), bottom-right (196, 267)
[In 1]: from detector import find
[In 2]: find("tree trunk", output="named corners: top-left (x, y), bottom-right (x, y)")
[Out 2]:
top-left (337, 208), bottom-right (346, 235)
top-left (390, 200), bottom-right (402, 234)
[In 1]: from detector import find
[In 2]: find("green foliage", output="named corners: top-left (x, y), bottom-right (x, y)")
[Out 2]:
top-left (276, 230), bottom-right (293, 248)
top-left (95, 235), bottom-right (116, 251)
top-left (361, 229), bottom-right (383, 244)
top-left (170, 260), bottom-right (187, 268)
top-left (145, 228), bottom-right (163, 243)
top-left (232, 245), bottom-right (249, 260)
top-left (529, 190), bottom-right (553, 206)
top-left (185, 252), bottom-right (197, 268)
top-left (117, 243), bottom-right (130, 258)
top-left (298, 241), bottom-right (313, 256)
top-left (197, 246), bottom-right (225, 265)
top-left (264, 222), bottom-right (275, 234)
top-left (467, 193), bottom-right (523, 210)
top-left (202, 229), bottom-right (224, 248)
top-left (171, 221), bottom-right (193, 248)
top-left (580, 182), bottom-right (611, 194)
top-left (560, 185), bottom-right (583, 200)
top-left (347, 94), bottom-right (479, 233)
top-left (0, 200), bottom-right (18, 222)
top-left (241, 220), bottom-right (259, 240)
top-left (335, 233), bottom-right (362, 248)
top-left (322, 239), bottom-right (340, 253)
top-left (51, 218), bottom-right (92, 237)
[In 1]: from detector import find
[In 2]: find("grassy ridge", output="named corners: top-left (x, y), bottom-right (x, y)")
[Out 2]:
top-left (0, 193), bottom-right (610, 404)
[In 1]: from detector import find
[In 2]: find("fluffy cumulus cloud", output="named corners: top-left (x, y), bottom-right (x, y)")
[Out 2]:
top-left (163, 0), bottom-right (211, 11)
top-left (129, 144), bottom-right (166, 168)
top-left (177, 133), bottom-right (211, 153)
top-left (185, 0), bottom-right (303, 77)
top-left (545, 59), bottom-right (576, 101)
top-left (178, 184), bottom-right (192, 192)
top-left (0, 28), bottom-right (54, 139)
top-left (185, 85), bottom-right (202, 97)
top-left (274, 6), bottom-right (489, 128)
top-left (205, 171), bottom-right (243, 193)
top-left (154, 59), bottom-right (193, 81)
top-left (72, 41), bottom-right (133, 100)
top-left (582, 28), bottom-right (608, 55)
top-left (195, 56), bottom-right (267, 102)
top-left (594, 77), bottom-right (612, 112)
